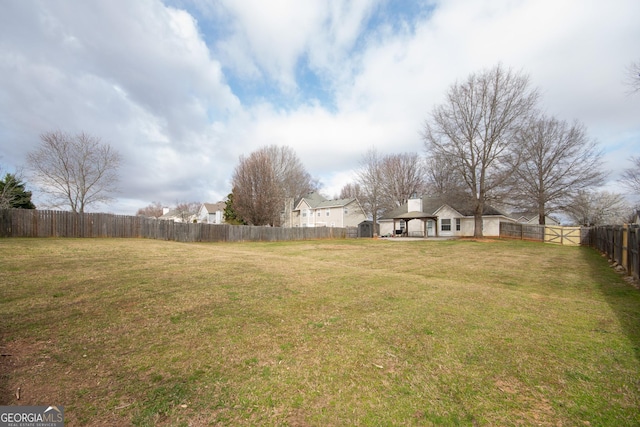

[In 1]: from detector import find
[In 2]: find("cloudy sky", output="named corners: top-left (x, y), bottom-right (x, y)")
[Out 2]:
top-left (1, 0), bottom-right (638, 214)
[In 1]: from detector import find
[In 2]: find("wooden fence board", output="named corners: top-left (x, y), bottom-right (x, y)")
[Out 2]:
top-left (0, 209), bottom-right (349, 243)
top-left (499, 222), bottom-right (544, 241)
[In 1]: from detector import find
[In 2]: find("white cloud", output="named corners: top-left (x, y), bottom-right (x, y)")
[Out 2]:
top-left (211, 0), bottom-right (378, 92)
top-left (0, 0), bottom-right (638, 214)
top-left (0, 0), bottom-right (240, 210)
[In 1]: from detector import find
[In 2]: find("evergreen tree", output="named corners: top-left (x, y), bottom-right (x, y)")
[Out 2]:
top-left (223, 191), bottom-right (246, 225)
top-left (0, 173), bottom-right (36, 209)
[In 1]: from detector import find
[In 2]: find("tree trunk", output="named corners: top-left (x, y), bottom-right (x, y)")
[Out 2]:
top-left (474, 200), bottom-right (484, 238)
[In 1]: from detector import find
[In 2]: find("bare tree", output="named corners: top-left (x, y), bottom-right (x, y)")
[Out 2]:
top-left (625, 60), bottom-right (640, 94)
top-left (423, 153), bottom-right (468, 204)
top-left (566, 190), bottom-right (629, 226)
top-left (338, 182), bottom-right (363, 200)
top-left (136, 201), bottom-right (164, 218)
top-left (423, 64), bottom-right (539, 237)
top-left (620, 156), bottom-right (640, 195)
top-left (231, 145), bottom-right (317, 226)
top-left (379, 152), bottom-right (426, 210)
top-left (509, 116), bottom-right (606, 224)
top-left (27, 131), bottom-right (121, 213)
top-left (174, 201), bottom-right (201, 223)
top-left (356, 148), bottom-right (384, 228)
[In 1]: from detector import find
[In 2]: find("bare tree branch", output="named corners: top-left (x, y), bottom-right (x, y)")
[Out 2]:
top-left (423, 152), bottom-right (468, 205)
top-left (379, 152), bottom-right (427, 210)
top-left (338, 183), bottom-right (363, 200)
top-left (565, 190), bottom-right (629, 226)
top-left (27, 131), bottom-right (121, 213)
top-left (136, 201), bottom-right (164, 218)
top-left (174, 201), bottom-right (201, 223)
top-left (620, 156), bottom-right (640, 195)
top-left (231, 145), bottom-right (317, 226)
top-left (625, 60), bottom-right (640, 94)
top-left (423, 64), bottom-right (539, 237)
top-left (356, 148), bottom-right (384, 227)
top-left (508, 116), bottom-right (606, 224)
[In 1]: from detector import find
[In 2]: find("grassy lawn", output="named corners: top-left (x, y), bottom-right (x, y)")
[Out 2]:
top-left (1, 237), bottom-right (639, 426)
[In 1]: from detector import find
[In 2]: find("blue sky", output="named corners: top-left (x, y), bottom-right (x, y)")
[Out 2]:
top-left (0, 0), bottom-right (638, 214)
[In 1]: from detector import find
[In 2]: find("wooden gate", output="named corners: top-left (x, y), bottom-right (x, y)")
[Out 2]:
top-left (544, 226), bottom-right (581, 246)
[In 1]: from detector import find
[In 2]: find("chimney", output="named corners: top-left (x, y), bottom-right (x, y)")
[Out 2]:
top-left (408, 195), bottom-right (422, 212)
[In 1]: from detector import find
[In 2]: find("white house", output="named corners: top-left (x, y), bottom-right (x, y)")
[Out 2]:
top-left (198, 202), bottom-right (226, 224)
top-left (379, 195), bottom-right (516, 237)
top-left (159, 207), bottom-right (198, 223)
top-left (289, 192), bottom-right (367, 228)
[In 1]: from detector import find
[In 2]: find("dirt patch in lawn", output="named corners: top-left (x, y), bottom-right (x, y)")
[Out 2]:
top-left (0, 338), bottom-right (58, 405)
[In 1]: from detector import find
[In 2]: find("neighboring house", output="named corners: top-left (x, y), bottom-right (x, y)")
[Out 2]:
top-left (633, 210), bottom-right (640, 225)
top-left (289, 192), bottom-right (367, 228)
top-left (513, 211), bottom-right (560, 226)
top-left (159, 207), bottom-right (197, 223)
top-left (198, 202), bottom-right (226, 224)
top-left (379, 195), bottom-right (516, 237)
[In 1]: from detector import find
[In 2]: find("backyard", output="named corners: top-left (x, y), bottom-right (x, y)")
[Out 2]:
top-left (1, 237), bottom-right (639, 426)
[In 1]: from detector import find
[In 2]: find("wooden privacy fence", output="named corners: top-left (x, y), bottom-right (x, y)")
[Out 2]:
top-left (501, 221), bottom-right (640, 280)
top-left (0, 209), bottom-right (347, 242)
top-left (499, 222), bottom-right (586, 246)
top-left (588, 225), bottom-right (640, 281)
top-left (499, 222), bottom-right (545, 241)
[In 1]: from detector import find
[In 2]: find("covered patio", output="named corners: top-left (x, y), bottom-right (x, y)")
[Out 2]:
top-left (392, 211), bottom-right (439, 237)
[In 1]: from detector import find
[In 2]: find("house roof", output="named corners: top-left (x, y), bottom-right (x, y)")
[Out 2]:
top-left (394, 211), bottom-right (438, 220)
top-left (510, 210), bottom-right (560, 224)
top-left (294, 192), bottom-right (357, 210)
top-left (380, 196), bottom-right (506, 220)
top-left (202, 202), bottom-right (225, 212)
top-left (159, 208), bottom-right (181, 219)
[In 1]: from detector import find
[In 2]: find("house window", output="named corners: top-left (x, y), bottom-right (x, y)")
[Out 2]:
top-left (302, 210), bottom-right (307, 217)
top-left (326, 209), bottom-right (330, 216)
top-left (441, 219), bottom-right (451, 231)
top-left (344, 208), bottom-right (348, 214)
top-left (317, 211), bottom-right (321, 217)
top-left (455, 218), bottom-right (461, 231)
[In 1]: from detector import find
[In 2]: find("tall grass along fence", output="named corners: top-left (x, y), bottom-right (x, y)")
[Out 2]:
top-left (588, 224), bottom-right (640, 281)
top-left (0, 209), bottom-right (347, 243)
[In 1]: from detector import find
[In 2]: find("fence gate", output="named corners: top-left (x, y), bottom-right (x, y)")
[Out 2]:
top-left (544, 226), bottom-right (581, 246)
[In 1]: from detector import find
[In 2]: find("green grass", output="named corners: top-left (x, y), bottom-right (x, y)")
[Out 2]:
top-left (1, 237), bottom-right (639, 426)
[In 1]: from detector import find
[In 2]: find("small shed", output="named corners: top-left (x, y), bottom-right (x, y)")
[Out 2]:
top-left (358, 220), bottom-right (379, 238)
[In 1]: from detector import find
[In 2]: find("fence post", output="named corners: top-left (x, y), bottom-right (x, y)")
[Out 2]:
top-left (623, 224), bottom-right (629, 273)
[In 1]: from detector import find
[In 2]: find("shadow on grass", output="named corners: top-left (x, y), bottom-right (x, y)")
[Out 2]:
top-left (582, 246), bottom-right (640, 362)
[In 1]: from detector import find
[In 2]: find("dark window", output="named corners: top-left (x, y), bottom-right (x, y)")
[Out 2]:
top-left (441, 219), bottom-right (451, 231)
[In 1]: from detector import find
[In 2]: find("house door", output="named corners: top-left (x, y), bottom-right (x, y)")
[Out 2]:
top-left (427, 220), bottom-right (434, 237)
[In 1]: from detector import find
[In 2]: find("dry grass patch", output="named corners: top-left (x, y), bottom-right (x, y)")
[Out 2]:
top-left (1, 237), bottom-right (639, 426)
